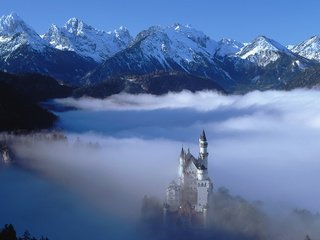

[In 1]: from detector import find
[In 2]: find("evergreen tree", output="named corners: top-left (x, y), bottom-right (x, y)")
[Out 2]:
top-left (19, 230), bottom-right (31, 240)
top-left (0, 224), bottom-right (17, 240)
top-left (305, 235), bottom-right (312, 240)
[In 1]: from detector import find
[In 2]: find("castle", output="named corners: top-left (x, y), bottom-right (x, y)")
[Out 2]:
top-left (164, 130), bottom-right (213, 226)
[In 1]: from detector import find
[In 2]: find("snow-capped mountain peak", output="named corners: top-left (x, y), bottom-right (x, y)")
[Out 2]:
top-left (63, 17), bottom-right (95, 36)
top-left (112, 26), bottom-right (132, 44)
top-left (169, 23), bottom-right (212, 48)
top-left (42, 18), bottom-right (133, 62)
top-left (237, 35), bottom-right (292, 66)
top-left (171, 23), bottom-right (193, 32)
top-left (113, 26), bottom-right (128, 35)
top-left (291, 35), bottom-right (320, 62)
top-left (0, 12), bottom-right (43, 39)
top-left (0, 13), bottom-right (48, 53)
top-left (0, 13), bottom-right (28, 34)
top-left (130, 24), bottom-right (218, 70)
top-left (215, 38), bottom-right (244, 57)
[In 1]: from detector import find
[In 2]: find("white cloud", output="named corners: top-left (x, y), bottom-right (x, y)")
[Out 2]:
top-left (55, 90), bottom-right (236, 111)
top-left (6, 89), bottom-right (320, 239)
top-left (11, 134), bottom-right (180, 220)
top-left (38, 89), bottom-right (320, 214)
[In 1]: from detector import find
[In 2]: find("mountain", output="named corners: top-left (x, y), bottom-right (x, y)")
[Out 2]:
top-left (291, 36), bottom-right (320, 62)
top-left (0, 81), bottom-right (57, 132)
top-left (0, 71), bottom-right (74, 131)
top-left (42, 18), bottom-right (133, 63)
top-left (2, 13), bottom-right (320, 94)
top-left (82, 24), bottom-right (236, 89)
top-left (236, 35), bottom-right (294, 67)
top-left (0, 13), bottom-right (48, 56)
top-left (0, 71), bottom-right (73, 101)
top-left (0, 13), bottom-right (97, 86)
top-left (284, 64), bottom-right (320, 90)
top-left (83, 31), bottom-right (316, 93)
top-left (74, 71), bottom-right (226, 98)
top-left (215, 35), bottom-right (316, 92)
top-left (215, 38), bottom-right (243, 58)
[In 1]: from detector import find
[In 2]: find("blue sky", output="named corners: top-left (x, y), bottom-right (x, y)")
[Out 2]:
top-left (0, 0), bottom-right (319, 45)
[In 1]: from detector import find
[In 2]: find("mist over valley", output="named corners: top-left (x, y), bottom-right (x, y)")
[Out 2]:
top-left (1, 90), bottom-right (320, 240)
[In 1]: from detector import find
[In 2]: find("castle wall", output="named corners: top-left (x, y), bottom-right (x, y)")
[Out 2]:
top-left (195, 179), bottom-right (211, 212)
top-left (166, 183), bottom-right (181, 211)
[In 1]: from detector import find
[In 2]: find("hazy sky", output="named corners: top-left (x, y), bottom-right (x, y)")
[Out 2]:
top-left (1, 0), bottom-right (320, 45)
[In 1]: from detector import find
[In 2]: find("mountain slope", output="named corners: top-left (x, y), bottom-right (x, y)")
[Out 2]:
top-left (0, 71), bottom-right (73, 101)
top-left (0, 82), bottom-right (57, 132)
top-left (215, 38), bottom-right (243, 58)
top-left (83, 24), bottom-right (235, 89)
top-left (236, 35), bottom-right (294, 67)
top-left (217, 36), bottom-right (316, 92)
top-left (74, 71), bottom-right (226, 98)
top-left (0, 13), bottom-right (49, 57)
top-left (284, 65), bottom-right (320, 90)
top-left (0, 13), bottom-right (97, 86)
top-left (291, 36), bottom-right (320, 62)
top-left (42, 18), bottom-right (132, 63)
top-left (2, 13), bottom-right (320, 93)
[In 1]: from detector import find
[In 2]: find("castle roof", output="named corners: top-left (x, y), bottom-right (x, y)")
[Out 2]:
top-left (200, 130), bottom-right (207, 141)
top-left (183, 151), bottom-right (206, 171)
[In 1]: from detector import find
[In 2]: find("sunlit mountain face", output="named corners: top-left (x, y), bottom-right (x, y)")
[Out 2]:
top-left (1, 13), bottom-right (320, 93)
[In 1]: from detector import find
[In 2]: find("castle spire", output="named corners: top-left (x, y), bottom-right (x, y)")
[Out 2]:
top-left (180, 146), bottom-right (185, 157)
top-left (200, 129), bottom-right (207, 142)
top-left (199, 129), bottom-right (208, 167)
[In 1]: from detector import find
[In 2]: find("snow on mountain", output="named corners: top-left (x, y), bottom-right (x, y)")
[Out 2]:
top-left (3, 13), bottom-right (320, 92)
top-left (0, 14), bottom-right (98, 85)
top-left (237, 35), bottom-right (293, 67)
top-left (41, 18), bottom-right (133, 62)
top-left (287, 44), bottom-right (295, 50)
top-left (215, 38), bottom-right (244, 57)
top-left (291, 36), bottom-right (320, 62)
top-left (0, 13), bottom-right (48, 56)
top-left (133, 23), bottom-right (218, 70)
top-left (83, 23), bottom-right (240, 90)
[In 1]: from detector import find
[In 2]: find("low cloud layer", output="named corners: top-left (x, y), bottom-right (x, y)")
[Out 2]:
top-left (11, 134), bottom-right (179, 219)
top-left (56, 89), bottom-right (320, 117)
top-left (54, 89), bottom-right (320, 213)
top-left (3, 89), bottom-right (320, 239)
top-left (56, 90), bottom-right (235, 111)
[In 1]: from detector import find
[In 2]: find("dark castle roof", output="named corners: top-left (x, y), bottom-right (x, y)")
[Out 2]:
top-left (200, 130), bottom-right (207, 141)
top-left (184, 151), bottom-right (207, 171)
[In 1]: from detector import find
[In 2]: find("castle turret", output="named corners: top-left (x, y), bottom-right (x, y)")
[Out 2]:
top-left (197, 167), bottom-right (206, 181)
top-left (199, 130), bottom-right (208, 169)
top-left (178, 147), bottom-right (185, 178)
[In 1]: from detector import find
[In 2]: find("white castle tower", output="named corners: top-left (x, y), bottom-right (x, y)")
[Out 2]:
top-left (164, 130), bottom-right (213, 226)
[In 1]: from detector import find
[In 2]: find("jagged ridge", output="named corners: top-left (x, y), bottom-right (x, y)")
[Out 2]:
top-left (1, 13), bottom-right (320, 93)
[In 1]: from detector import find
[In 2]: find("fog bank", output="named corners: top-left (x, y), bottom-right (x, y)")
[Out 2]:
top-left (3, 89), bottom-right (320, 239)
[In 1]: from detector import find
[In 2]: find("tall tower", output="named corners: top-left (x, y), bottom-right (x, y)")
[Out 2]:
top-left (199, 130), bottom-right (208, 169)
top-left (178, 147), bottom-right (185, 180)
